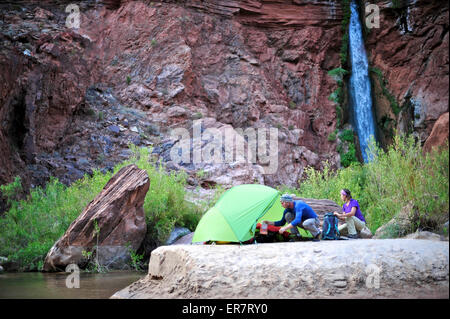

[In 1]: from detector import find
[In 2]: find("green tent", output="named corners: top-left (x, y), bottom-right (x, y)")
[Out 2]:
top-left (192, 184), bottom-right (312, 243)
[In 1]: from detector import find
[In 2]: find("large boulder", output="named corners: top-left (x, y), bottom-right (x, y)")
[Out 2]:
top-left (404, 230), bottom-right (443, 241)
top-left (293, 197), bottom-right (341, 217)
top-left (374, 202), bottom-right (417, 239)
top-left (173, 232), bottom-right (195, 245)
top-left (111, 239), bottom-right (449, 299)
top-left (165, 227), bottom-right (191, 245)
top-left (293, 197), bottom-right (346, 228)
top-left (43, 164), bottom-right (149, 272)
top-left (423, 112), bottom-right (449, 153)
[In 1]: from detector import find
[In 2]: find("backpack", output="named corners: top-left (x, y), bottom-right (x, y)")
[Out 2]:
top-left (322, 212), bottom-right (340, 240)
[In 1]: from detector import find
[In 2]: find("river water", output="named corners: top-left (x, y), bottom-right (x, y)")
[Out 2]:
top-left (0, 271), bottom-right (144, 299)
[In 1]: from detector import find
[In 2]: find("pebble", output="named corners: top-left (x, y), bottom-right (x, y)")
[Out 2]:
top-left (108, 125), bottom-right (120, 134)
top-left (333, 280), bottom-right (347, 288)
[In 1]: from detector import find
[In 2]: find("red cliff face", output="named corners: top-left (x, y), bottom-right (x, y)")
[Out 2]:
top-left (0, 0), bottom-right (447, 205)
top-left (363, 0), bottom-right (449, 146)
top-left (1, 0), bottom-right (345, 195)
top-left (78, 0), bottom-right (344, 186)
top-left (0, 5), bottom-right (95, 193)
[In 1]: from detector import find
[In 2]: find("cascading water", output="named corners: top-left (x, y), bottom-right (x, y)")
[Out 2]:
top-left (348, 0), bottom-right (377, 162)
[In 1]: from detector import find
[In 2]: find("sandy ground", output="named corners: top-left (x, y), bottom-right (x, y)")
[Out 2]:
top-left (111, 239), bottom-right (449, 299)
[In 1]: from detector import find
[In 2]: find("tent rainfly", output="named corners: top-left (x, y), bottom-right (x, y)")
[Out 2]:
top-left (192, 184), bottom-right (312, 243)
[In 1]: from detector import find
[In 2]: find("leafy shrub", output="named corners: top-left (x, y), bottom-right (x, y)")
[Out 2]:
top-left (392, 0), bottom-right (407, 9)
top-left (0, 146), bottom-right (203, 270)
top-left (192, 112), bottom-right (203, 119)
top-left (340, 143), bottom-right (358, 168)
top-left (296, 134), bottom-right (449, 235)
top-left (340, 33), bottom-right (349, 66)
top-left (328, 130), bottom-right (337, 142)
top-left (0, 172), bottom-right (112, 271)
top-left (328, 88), bottom-right (342, 104)
top-left (289, 101), bottom-right (297, 109)
top-left (339, 129), bottom-right (354, 143)
top-left (328, 67), bottom-right (349, 80)
top-left (0, 176), bottom-right (22, 206)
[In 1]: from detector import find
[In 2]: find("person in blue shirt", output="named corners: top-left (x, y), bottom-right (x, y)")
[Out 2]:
top-left (263, 194), bottom-right (321, 242)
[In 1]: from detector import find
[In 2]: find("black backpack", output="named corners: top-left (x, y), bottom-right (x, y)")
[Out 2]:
top-left (322, 212), bottom-right (340, 240)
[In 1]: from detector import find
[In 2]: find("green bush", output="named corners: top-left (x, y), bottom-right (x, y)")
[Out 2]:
top-left (340, 33), bottom-right (349, 66)
top-left (297, 134), bottom-right (449, 235)
top-left (340, 143), bottom-right (359, 168)
top-left (328, 67), bottom-right (348, 80)
top-left (341, 0), bottom-right (351, 32)
top-left (392, 0), bottom-right (406, 9)
top-left (289, 101), bottom-right (297, 109)
top-left (339, 129), bottom-right (354, 143)
top-left (328, 130), bottom-right (337, 142)
top-left (335, 105), bottom-right (343, 128)
top-left (121, 146), bottom-right (203, 245)
top-left (0, 146), bottom-right (203, 270)
top-left (0, 172), bottom-right (110, 271)
top-left (328, 88), bottom-right (342, 104)
top-left (192, 112), bottom-right (203, 119)
top-left (0, 176), bottom-right (22, 206)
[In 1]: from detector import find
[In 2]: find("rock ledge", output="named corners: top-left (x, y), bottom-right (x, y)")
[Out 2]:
top-left (112, 239), bottom-right (449, 299)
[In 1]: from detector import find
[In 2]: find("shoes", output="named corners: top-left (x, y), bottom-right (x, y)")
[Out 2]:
top-left (347, 233), bottom-right (359, 239)
top-left (312, 232), bottom-right (321, 242)
top-left (289, 234), bottom-right (303, 242)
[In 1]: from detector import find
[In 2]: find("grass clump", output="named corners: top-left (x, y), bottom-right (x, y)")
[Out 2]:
top-left (339, 129), bottom-right (354, 143)
top-left (328, 85), bottom-right (345, 129)
top-left (340, 0), bottom-right (351, 67)
top-left (288, 101), bottom-right (297, 109)
top-left (328, 130), bottom-right (337, 142)
top-left (339, 142), bottom-right (358, 168)
top-left (295, 134), bottom-right (449, 235)
top-left (327, 67), bottom-right (349, 81)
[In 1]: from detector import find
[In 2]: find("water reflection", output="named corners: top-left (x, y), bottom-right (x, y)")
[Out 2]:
top-left (0, 271), bottom-right (144, 299)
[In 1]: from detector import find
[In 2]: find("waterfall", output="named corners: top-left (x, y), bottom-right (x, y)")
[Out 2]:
top-left (348, 0), bottom-right (377, 162)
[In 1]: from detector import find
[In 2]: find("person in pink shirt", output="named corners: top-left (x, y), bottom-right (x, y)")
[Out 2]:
top-left (333, 188), bottom-right (366, 239)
